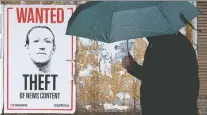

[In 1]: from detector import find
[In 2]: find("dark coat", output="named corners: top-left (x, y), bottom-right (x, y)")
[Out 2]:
top-left (127, 32), bottom-right (199, 115)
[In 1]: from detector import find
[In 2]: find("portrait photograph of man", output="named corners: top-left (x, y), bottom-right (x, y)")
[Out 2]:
top-left (16, 24), bottom-right (73, 74)
top-left (25, 26), bottom-right (56, 73)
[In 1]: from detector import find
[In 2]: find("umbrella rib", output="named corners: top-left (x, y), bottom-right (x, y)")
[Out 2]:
top-left (108, 12), bottom-right (114, 43)
top-left (156, 5), bottom-right (175, 32)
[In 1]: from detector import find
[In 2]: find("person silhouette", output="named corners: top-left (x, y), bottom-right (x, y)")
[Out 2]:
top-left (122, 32), bottom-right (199, 115)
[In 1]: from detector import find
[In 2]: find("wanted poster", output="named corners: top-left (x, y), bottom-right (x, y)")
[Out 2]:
top-left (3, 5), bottom-right (76, 114)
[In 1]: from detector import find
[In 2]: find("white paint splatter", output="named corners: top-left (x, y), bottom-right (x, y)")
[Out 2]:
top-left (103, 103), bottom-right (129, 111)
top-left (78, 64), bottom-right (94, 77)
top-left (116, 92), bottom-right (131, 100)
top-left (119, 70), bottom-right (125, 76)
top-left (85, 105), bottom-right (92, 110)
top-left (78, 70), bottom-right (91, 77)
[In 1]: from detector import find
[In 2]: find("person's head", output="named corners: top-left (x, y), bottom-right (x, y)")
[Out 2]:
top-left (25, 26), bottom-right (56, 64)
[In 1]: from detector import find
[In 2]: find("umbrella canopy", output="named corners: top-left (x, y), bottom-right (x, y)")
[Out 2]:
top-left (66, 1), bottom-right (201, 43)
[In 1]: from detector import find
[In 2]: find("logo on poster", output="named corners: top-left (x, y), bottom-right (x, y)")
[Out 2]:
top-left (54, 104), bottom-right (69, 107)
top-left (10, 104), bottom-right (28, 107)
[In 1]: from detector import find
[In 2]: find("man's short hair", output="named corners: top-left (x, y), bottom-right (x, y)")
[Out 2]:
top-left (25, 26), bottom-right (56, 48)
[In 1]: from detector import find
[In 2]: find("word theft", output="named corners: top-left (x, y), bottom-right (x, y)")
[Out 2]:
top-left (23, 74), bottom-right (58, 90)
